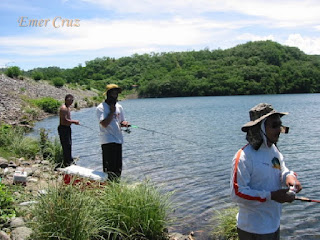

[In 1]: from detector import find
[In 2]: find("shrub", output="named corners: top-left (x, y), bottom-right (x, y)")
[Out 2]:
top-left (39, 128), bottom-right (63, 166)
top-left (5, 66), bottom-right (21, 78)
top-left (0, 124), bottom-right (39, 159)
top-left (211, 207), bottom-right (239, 240)
top-left (0, 183), bottom-right (16, 224)
top-left (52, 77), bottom-right (66, 87)
top-left (99, 181), bottom-right (171, 240)
top-left (12, 136), bottom-right (40, 159)
top-left (31, 97), bottom-right (61, 114)
top-left (31, 182), bottom-right (104, 240)
top-left (0, 124), bottom-right (13, 147)
top-left (32, 71), bottom-right (44, 81)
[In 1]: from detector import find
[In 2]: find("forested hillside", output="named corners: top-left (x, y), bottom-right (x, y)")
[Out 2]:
top-left (25, 40), bottom-right (320, 98)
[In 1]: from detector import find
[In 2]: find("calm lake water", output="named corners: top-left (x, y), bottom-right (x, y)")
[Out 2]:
top-left (29, 94), bottom-right (320, 239)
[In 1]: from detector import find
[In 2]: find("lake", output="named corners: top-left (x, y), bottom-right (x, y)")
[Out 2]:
top-left (29, 94), bottom-right (320, 239)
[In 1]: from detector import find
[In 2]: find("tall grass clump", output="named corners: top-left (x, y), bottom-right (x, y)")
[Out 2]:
top-left (30, 181), bottom-right (104, 240)
top-left (211, 206), bottom-right (239, 240)
top-left (99, 181), bottom-right (171, 240)
top-left (0, 183), bottom-right (16, 224)
top-left (39, 128), bottom-right (63, 166)
top-left (0, 124), bottom-right (39, 159)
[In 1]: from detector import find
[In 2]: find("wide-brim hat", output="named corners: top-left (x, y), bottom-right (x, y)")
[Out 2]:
top-left (104, 84), bottom-right (122, 95)
top-left (241, 103), bottom-right (288, 132)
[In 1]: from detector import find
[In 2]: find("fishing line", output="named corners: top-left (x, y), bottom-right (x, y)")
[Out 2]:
top-left (128, 124), bottom-right (204, 146)
top-left (295, 196), bottom-right (320, 203)
top-left (78, 124), bottom-right (98, 132)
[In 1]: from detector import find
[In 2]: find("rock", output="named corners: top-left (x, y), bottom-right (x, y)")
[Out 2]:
top-left (19, 201), bottom-right (38, 206)
top-left (0, 157), bottom-right (9, 168)
top-left (27, 177), bottom-right (38, 183)
top-left (10, 217), bottom-right (25, 228)
top-left (41, 160), bottom-right (51, 166)
top-left (169, 232), bottom-right (190, 240)
top-left (10, 226), bottom-right (32, 240)
top-left (21, 161), bottom-right (31, 166)
top-left (0, 74), bottom-right (98, 125)
top-left (8, 162), bottom-right (17, 168)
top-left (0, 231), bottom-right (10, 240)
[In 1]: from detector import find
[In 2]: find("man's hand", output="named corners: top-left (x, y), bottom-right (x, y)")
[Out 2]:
top-left (110, 105), bottom-right (116, 113)
top-left (121, 121), bottom-right (129, 127)
top-left (271, 189), bottom-right (295, 203)
top-left (286, 175), bottom-right (302, 193)
top-left (74, 120), bottom-right (80, 125)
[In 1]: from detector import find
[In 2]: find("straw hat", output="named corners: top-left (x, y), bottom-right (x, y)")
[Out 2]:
top-left (104, 84), bottom-right (122, 95)
top-left (241, 103), bottom-right (288, 132)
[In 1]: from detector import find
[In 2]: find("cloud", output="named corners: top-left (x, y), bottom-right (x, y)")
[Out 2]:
top-left (0, 17), bottom-right (247, 56)
top-left (80, 0), bottom-right (320, 25)
top-left (0, 59), bottom-right (15, 68)
top-left (285, 34), bottom-right (320, 54)
top-left (236, 33), bottom-right (275, 41)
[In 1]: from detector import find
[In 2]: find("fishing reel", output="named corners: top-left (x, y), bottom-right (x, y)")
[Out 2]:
top-left (123, 127), bottom-right (131, 134)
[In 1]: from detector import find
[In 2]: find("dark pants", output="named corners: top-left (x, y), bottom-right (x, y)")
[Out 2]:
top-left (101, 143), bottom-right (122, 181)
top-left (237, 227), bottom-right (280, 240)
top-left (58, 125), bottom-right (73, 166)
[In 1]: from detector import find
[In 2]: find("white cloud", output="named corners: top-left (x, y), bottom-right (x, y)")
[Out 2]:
top-left (285, 34), bottom-right (320, 55)
top-left (237, 33), bottom-right (275, 41)
top-left (80, 0), bottom-right (320, 25)
top-left (0, 17), bottom-right (245, 56)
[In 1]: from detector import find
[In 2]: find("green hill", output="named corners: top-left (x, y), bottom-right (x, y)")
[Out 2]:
top-left (25, 40), bottom-right (320, 98)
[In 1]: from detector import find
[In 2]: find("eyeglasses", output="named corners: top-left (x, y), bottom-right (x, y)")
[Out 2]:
top-left (266, 122), bottom-right (282, 129)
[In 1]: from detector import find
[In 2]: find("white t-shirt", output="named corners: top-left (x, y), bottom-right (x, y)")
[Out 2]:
top-left (96, 102), bottom-right (125, 145)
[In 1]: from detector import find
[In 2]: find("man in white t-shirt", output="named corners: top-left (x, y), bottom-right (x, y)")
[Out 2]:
top-left (96, 84), bottom-right (129, 181)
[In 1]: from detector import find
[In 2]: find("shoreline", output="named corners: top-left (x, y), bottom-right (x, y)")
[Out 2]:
top-left (0, 74), bottom-right (98, 127)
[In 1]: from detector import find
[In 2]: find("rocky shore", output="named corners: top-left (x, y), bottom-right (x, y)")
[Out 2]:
top-left (0, 74), bottom-right (98, 126)
top-left (0, 74), bottom-right (196, 240)
top-left (0, 156), bottom-right (195, 240)
top-left (0, 156), bottom-right (61, 240)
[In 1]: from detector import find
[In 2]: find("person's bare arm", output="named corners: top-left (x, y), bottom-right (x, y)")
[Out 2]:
top-left (100, 105), bottom-right (115, 128)
top-left (60, 106), bottom-right (79, 125)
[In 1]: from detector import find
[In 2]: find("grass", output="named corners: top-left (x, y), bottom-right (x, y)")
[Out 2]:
top-left (0, 125), bottom-right (63, 164)
top-left (39, 128), bottom-right (64, 167)
top-left (211, 206), bottom-right (239, 240)
top-left (0, 125), bottom-right (172, 239)
top-left (0, 183), bottom-right (16, 224)
top-left (29, 179), bottom-right (172, 240)
top-left (0, 124), bottom-right (40, 159)
top-left (30, 181), bottom-right (104, 240)
top-left (99, 180), bottom-right (171, 240)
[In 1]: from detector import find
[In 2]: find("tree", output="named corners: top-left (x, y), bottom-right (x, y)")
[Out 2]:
top-left (5, 66), bottom-right (21, 78)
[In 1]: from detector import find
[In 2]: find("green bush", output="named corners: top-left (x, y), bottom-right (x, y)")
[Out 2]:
top-left (211, 207), bottom-right (239, 240)
top-left (52, 77), bottom-right (66, 87)
top-left (99, 181), bottom-right (171, 240)
top-left (12, 136), bottom-right (40, 159)
top-left (31, 182), bottom-right (104, 240)
top-left (39, 128), bottom-right (63, 166)
top-left (0, 183), bottom-right (16, 223)
top-left (31, 97), bottom-right (61, 114)
top-left (32, 71), bottom-right (44, 81)
top-left (5, 66), bottom-right (21, 78)
top-left (0, 124), bottom-right (13, 147)
top-left (0, 124), bottom-right (39, 159)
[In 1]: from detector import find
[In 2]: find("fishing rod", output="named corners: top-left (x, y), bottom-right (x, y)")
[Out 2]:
top-left (127, 124), bottom-right (200, 145)
top-left (295, 196), bottom-right (320, 203)
top-left (78, 124), bottom-right (98, 132)
top-left (79, 123), bottom-right (204, 147)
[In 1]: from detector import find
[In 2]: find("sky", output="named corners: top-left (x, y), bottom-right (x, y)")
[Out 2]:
top-left (1, 0), bottom-right (320, 71)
